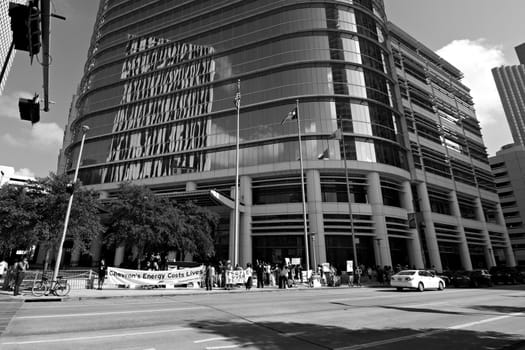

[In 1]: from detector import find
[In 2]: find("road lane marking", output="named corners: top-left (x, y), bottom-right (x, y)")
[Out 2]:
top-left (1, 327), bottom-right (192, 345)
top-left (15, 306), bottom-right (206, 319)
top-left (334, 312), bottom-right (524, 349)
top-left (449, 312), bottom-right (524, 329)
top-left (194, 337), bottom-right (231, 343)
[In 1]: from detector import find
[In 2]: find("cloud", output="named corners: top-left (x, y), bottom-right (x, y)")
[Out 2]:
top-left (16, 168), bottom-right (35, 178)
top-left (31, 123), bottom-right (64, 147)
top-left (0, 91), bottom-right (33, 119)
top-left (1, 122), bottom-right (63, 149)
top-left (436, 39), bottom-right (507, 126)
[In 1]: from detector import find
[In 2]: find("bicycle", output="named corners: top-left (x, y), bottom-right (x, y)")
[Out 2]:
top-left (32, 276), bottom-right (71, 297)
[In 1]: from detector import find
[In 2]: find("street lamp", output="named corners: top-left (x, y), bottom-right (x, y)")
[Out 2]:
top-left (53, 125), bottom-right (90, 280)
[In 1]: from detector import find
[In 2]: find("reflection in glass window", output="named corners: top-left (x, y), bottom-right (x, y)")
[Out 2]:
top-left (351, 103), bottom-right (372, 135)
top-left (356, 140), bottom-right (376, 162)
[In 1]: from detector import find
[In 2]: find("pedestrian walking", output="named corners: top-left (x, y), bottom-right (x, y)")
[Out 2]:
top-left (98, 259), bottom-right (107, 290)
top-left (255, 260), bottom-right (264, 288)
top-left (13, 257), bottom-right (29, 296)
top-left (354, 266), bottom-right (362, 287)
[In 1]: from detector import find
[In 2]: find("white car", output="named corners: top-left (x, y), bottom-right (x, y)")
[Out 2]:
top-left (390, 270), bottom-right (446, 291)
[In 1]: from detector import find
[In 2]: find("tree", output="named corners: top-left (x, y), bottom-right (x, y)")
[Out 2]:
top-left (0, 173), bottom-right (104, 267)
top-left (0, 184), bottom-right (40, 259)
top-left (105, 183), bottom-right (219, 267)
top-left (33, 173), bottom-right (104, 269)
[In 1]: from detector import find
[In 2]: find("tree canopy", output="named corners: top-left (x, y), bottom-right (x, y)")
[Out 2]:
top-left (104, 183), bottom-right (219, 267)
top-left (0, 173), bottom-right (104, 262)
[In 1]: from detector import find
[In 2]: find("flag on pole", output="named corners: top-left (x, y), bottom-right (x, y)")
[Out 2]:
top-left (318, 148), bottom-right (329, 160)
top-left (281, 107), bottom-right (298, 125)
top-left (233, 80), bottom-right (241, 109)
top-left (330, 129), bottom-right (342, 140)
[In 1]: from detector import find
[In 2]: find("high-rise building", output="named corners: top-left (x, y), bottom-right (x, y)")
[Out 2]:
top-left (492, 65), bottom-right (525, 146)
top-left (515, 42), bottom-right (525, 65)
top-left (62, 0), bottom-right (515, 270)
top-left (389, 22), bottom-right (514, 270)
top-left (492, 43), bottom-right (525, 148)
top-left (489, 144), bottom-right (525, 264)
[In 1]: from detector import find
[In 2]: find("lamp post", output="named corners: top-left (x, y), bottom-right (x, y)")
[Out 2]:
top-left (53, 125), bottom-right (90, 281)
top-left (233, 80), bottom-right (241, 266)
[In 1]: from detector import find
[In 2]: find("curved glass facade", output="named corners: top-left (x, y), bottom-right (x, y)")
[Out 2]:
top-left (67, 0), bottom-right (404, 185)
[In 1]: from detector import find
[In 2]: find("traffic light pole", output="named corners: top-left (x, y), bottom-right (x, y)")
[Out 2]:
top-left (41, 0), bottom-right (50, 111)
top-left (52, 126), bottom-right (89, 281)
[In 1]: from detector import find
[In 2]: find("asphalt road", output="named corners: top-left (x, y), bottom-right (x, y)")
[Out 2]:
top-left (1, 285), bottom-right (524, 350)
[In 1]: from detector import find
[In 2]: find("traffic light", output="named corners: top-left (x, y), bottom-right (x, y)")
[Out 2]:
top-left (65, 182), bottom-right (75, 195)
top-left (9, 3), bottom-right (30, 51)
top-left (29, 3), bottom-right (41, 58)
top-left (8, 1), bottom-right (41, 60)
top-left (18, 95), bottom-right (40, 124)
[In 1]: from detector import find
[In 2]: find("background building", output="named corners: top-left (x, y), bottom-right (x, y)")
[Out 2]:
top-left (492, 43), bottom-right (525, 147)
top-left (389, 23), bottom-right (514, 270)
top-left (62, 0), bottom-right (515, 270)
top-left (489, 144), bottom-right (525, 265)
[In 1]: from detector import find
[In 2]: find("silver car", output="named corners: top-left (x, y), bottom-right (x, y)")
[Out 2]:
top-left (391, 270), bottom-right (446, 291)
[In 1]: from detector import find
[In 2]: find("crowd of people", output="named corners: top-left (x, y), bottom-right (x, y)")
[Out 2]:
top-left (1, 257), bottom-right (29, 295)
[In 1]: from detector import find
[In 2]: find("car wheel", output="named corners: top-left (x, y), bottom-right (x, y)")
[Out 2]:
top-left (396, 287), bottom-right (403, 291)
top-left (417, 282), bottom-right (424, 292)
top-left (438, 281), bottom-right (444, 291)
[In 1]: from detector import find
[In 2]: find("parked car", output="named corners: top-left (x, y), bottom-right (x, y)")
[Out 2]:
top-left (451, 270), bottom-right (492, 288)
top-left (391, 270), bottom-right (446, 291)
top-left (489, 266), bottom-right (523, 285)
top-left (428, 270), bottom-right (451, 287)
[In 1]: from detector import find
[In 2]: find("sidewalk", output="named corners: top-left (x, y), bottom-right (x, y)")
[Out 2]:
top-left (0, 281), bottom-right (381, 302)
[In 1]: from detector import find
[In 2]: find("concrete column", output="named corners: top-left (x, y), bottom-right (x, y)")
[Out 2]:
top-left (449, 190), bottom-right (472, 270)
top-left (496, 203), bottom-right (517, 266)
top-left (186, 181), bottom-right (197, 191)
top-left (416, 182), bottom-right (442, 271)
top-left (474, 197), bottom-right (496, 268)
top-left (306, 169), bottom-right (326, 268)
top-left (400, 180), bottom-right (424, 268)
top-left (113, 244), bottom-right (125, 267)
top-left (368, 172), bottom-right (392, 267)
top-left (239, 176), bottom-right (252, 266)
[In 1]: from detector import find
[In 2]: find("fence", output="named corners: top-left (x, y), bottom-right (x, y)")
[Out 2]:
top-left (1, 269), bottom-right (98, 292)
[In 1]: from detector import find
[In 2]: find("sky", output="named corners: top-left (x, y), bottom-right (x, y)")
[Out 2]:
top-left (1, 0), bottom-right (524, 178)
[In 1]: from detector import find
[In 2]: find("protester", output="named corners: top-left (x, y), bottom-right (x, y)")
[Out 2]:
top-left (98, 259), bottom-right (107, 290)
top-left (245, 263), bottom-right (253, 290)
top-left (205, 263), bottom-right (215, 291)
top-left (13, 257), bottom-right (29, 296)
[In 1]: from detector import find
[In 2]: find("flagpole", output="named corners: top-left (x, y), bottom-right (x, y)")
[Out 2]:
top-left (234, 79), bottom-right (241, 266)
top-left (296, 99), bottom-right (311, 275)
top-left (339, 120), bottom-right (358, 269)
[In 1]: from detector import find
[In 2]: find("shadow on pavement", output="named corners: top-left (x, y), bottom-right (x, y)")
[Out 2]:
top-left (469, 305), bottom-right (525, 314)
top-left (380, 305), bottom-right (465, 315)
top-left (189, 320), bottom-right (523, 350)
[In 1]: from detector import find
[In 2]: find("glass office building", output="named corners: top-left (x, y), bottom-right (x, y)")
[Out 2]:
top-left (62, 0), bottom-right (515, 270)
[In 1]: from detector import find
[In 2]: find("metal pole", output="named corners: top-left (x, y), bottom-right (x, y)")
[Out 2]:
top-left (234, 80), bottom-right (241, 266)
top-left (41, 0), bottom-right (51, 111)
top-left (53, 125), bottom-right (89, 281)
top-left (296, 99), bottom-right (310, 274)
top-left (339, 121), bottom-right (358, 269)
top-left (0, 41), bottom-right (15, 90)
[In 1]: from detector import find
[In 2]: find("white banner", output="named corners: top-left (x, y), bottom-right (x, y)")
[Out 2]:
top-left (107, 266), bottom-right (204, 286)
top-left (225, 269), bottom-right (246, 284)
